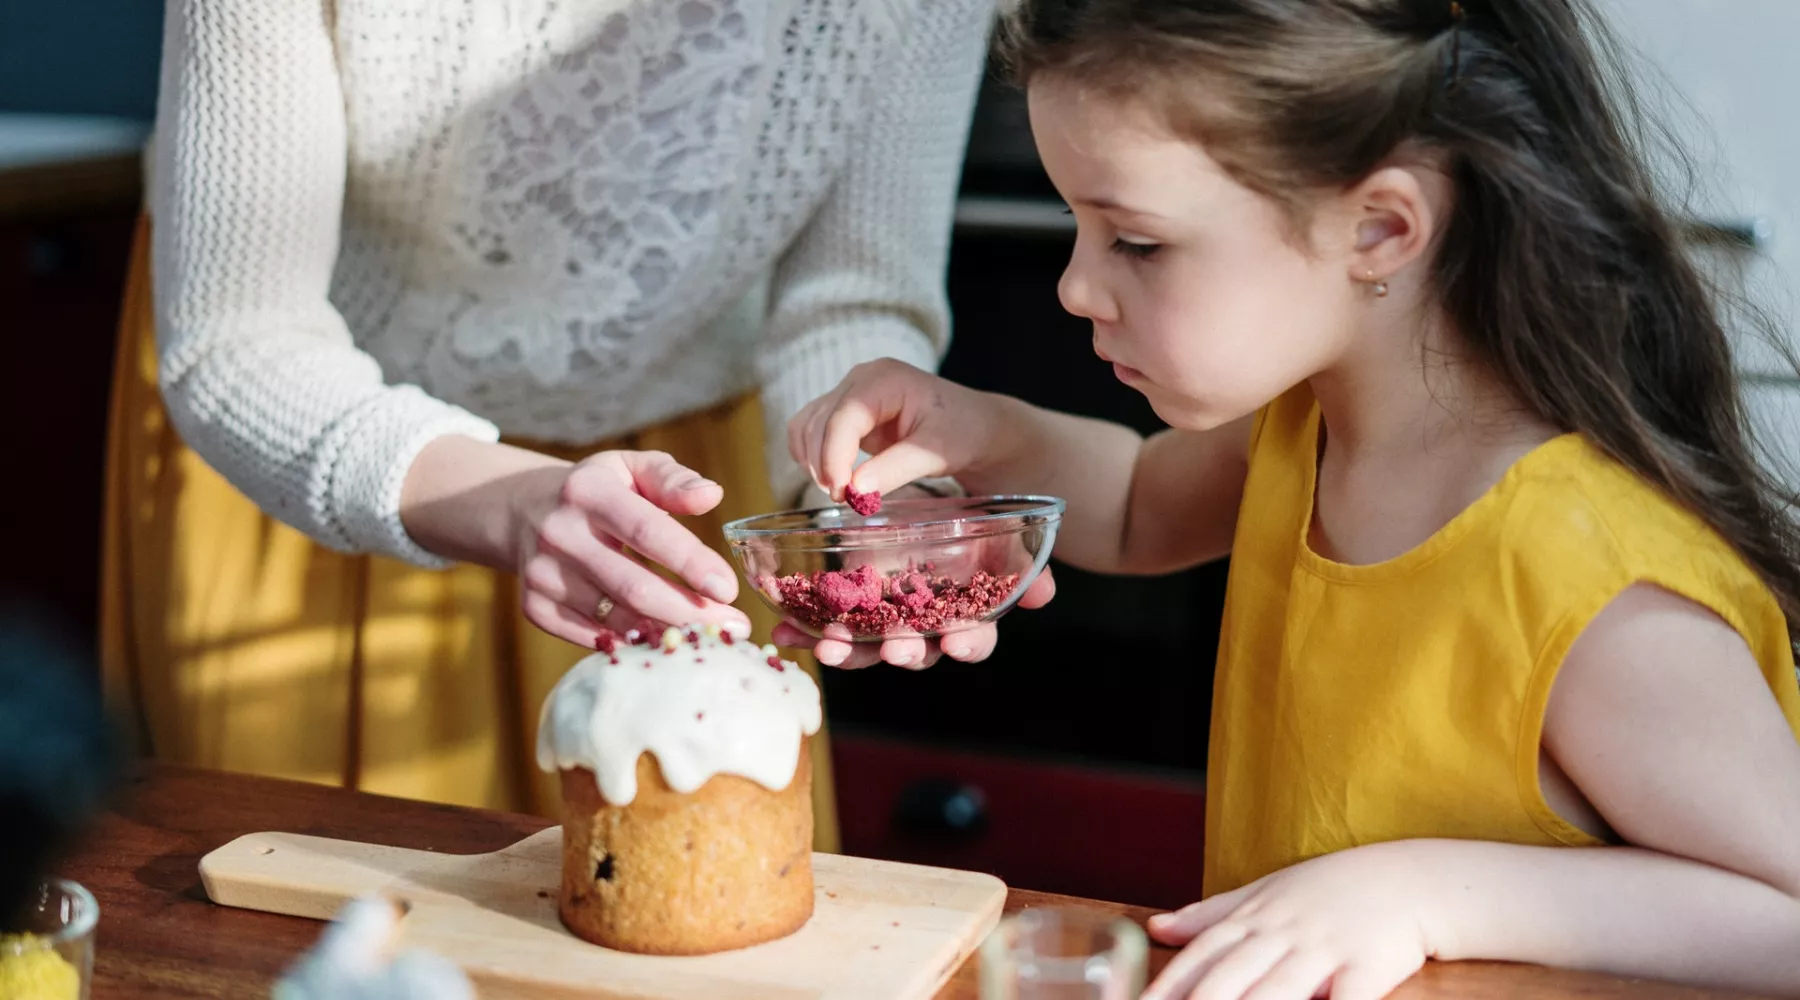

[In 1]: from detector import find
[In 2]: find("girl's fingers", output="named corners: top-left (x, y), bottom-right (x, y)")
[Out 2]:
top-left (847, 438), bottom-right (952, 497)
top-left (938, 624), bottom-right (998, 662)
top-left (1143, 924), bottom-right (1251, 1000)
top-left (803, 384), bottom-right (856, 500)
top-left (818, 638), bottom-right (886, 669)
top-left (1016, 567), bottom-right (1057, 609)
top-left (817, 392), bottom-right (878, 496)
top-left (775, 622), bottom-right (898, 669)
top-left (879, 636), bottom-right (932, 669)
top-left (801, 402), bottom-right (830, 495)
top-left (1237, 952), bottom-right (1340, 1000)
top-left (1319, 959), bottom-right (1419, 1000)
top-left (1189, 936), bottom-right (1291, 1000)
top-left (1148, 887), bottom-right (1252, 945)
top-left (771, 620), bottom-right (815, 649)
top-left (788, 399), bottom-right (818, 467)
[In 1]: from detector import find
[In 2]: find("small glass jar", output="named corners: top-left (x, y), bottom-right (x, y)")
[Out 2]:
top-left (1, 878), bottom-right (98, 1000)
top-left (980, 905), bottom-right (1147, 1000)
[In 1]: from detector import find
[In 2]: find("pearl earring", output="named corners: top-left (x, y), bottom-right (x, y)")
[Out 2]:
top-left (1364, 269), bottom-right (1389, 298)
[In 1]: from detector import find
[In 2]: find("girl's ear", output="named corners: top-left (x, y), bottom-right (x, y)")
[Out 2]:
top-left (1340, 165), bottom-right (1445, 286)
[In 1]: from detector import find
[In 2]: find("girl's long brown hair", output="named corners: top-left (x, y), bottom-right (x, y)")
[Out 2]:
top-left (1003, 0), bottom-right (1800, 637)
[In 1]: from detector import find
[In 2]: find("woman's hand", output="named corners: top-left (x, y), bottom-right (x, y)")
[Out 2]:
top-left (401, 437), bottom-right (750, 650)
top-left (1143, 845), bottom-right (1442, 1000)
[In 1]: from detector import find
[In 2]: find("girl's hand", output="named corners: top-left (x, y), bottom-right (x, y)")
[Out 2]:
top-left (507, 449), bottom-right (751, 649)
top-left (770, 566), bottom-right (1056, 670)
top-left (1144, 845), bottom-right (1442, 1000)
top-left (782, 360), bottom-right (1054, 668)
top-left (788, 359), bottom-right (1007, 504)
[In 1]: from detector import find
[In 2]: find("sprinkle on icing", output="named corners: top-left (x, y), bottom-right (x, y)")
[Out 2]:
top-left (536, 626), bottom-right (821, 805)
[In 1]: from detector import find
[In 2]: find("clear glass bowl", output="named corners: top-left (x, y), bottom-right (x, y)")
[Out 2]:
top-left (1, 878), bottom-right (97, 1000)
top-left (723, 495), bottom-right (1064, 643)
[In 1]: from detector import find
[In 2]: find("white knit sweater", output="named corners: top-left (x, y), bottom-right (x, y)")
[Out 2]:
top-left (149, 0), bottom-right (991, 567)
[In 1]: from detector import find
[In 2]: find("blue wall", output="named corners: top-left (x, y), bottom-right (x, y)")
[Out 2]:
top-left (0, 0), bottom-right (164, 119)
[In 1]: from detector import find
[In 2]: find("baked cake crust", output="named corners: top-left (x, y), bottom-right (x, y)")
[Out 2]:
top-left (557, 742), bottom-right (814, 954)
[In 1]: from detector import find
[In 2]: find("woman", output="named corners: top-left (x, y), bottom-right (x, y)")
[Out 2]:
top-left (101, 0), bottom-right (997, 847)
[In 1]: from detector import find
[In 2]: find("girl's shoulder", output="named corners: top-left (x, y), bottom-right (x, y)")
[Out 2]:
top-left (1496, 433), bottom-right (1786, 659)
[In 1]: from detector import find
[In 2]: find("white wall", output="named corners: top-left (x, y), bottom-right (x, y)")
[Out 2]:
top-left (1597, 0), bottom-right (1800, 488)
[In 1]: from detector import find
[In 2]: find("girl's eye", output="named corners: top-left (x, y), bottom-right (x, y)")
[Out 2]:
top-left (1110, 239), bottom-right (1161, 261)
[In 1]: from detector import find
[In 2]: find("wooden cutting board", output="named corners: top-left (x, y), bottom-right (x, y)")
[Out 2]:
top-left (200, 827), bottom-right (1006, 1000)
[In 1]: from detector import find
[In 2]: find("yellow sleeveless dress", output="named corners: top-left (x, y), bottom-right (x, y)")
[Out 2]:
top-left (1205, 385), bottom-right (1800, 895)
top-left (100, 220), bottom-right (839, 849)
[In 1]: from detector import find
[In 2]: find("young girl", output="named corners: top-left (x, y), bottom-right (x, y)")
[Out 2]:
top-left (781, 1), bottom-right (1800, 997)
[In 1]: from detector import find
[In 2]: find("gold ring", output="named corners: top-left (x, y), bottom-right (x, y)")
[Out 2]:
top-left (595, 596), bottom-right (616, 621)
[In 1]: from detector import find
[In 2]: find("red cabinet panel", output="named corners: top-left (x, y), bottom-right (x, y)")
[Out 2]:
top-left (832, 732), bottom-right (1207, 910)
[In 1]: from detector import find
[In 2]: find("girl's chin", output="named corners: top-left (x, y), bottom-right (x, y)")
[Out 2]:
top-left (1144, 391), bottom-right (1236, 432)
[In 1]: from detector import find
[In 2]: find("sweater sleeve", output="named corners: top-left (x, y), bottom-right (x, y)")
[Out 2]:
top-left (149, 0), bottom-right (500, 568)
top-left (755, 0), bottom-right (994, 507)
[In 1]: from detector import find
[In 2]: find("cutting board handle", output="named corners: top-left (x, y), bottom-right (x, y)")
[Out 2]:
top-left (200, 829), bottom-right (563, 920)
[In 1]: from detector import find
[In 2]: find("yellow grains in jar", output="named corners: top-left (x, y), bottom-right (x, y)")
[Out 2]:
top-left (0, 934), bottom-right (79, 1000)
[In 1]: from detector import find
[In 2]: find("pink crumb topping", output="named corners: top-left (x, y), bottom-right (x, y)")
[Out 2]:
top-left (844, 486), bottom-right (882, 517)
top-left (769, 564), bottom-right (1020, 635)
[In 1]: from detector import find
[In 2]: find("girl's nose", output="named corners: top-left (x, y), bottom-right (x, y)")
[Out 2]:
top-left (1057, 247), bottom-right (1117, 324)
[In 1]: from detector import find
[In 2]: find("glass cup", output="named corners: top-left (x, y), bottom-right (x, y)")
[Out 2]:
top-left (980, 905), bottom-right (1147, 1000)
top-left (1, 878), bottom-right (98, 1000)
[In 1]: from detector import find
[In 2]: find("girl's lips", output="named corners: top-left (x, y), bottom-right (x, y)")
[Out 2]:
top-left (1112, 362), bottom-right (1145, 383)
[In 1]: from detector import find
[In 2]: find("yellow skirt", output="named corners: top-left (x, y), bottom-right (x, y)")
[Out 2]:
top-left (99, 220), bottom-right (839, 850)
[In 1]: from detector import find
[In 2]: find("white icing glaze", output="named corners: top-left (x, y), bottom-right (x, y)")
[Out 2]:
top-left (535, 625), bottom-right (822, 805)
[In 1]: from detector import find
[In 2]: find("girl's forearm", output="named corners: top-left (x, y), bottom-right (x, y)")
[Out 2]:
top-left (1410, 839), bottom-right (1800, 997)
top-left (960, 393), bottom-right (1145, 573)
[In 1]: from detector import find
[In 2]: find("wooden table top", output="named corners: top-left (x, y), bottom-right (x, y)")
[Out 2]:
top-left (54, 762), bottom-right (1752, 999)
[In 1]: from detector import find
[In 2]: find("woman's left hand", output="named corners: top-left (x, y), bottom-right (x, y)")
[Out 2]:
top-left (1144, 845), bottom-right (1442, 1000)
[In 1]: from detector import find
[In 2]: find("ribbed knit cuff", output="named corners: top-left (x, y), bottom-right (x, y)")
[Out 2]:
top-left (320, 385), bottom-right (502, 568)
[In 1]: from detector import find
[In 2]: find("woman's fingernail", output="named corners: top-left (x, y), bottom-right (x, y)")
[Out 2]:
top-left (681, 476), bottom-right (718, 491)
top-left (942, 642), bottom-right (968, 659)
top-left (703, 574), bottom-right (735, 602)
